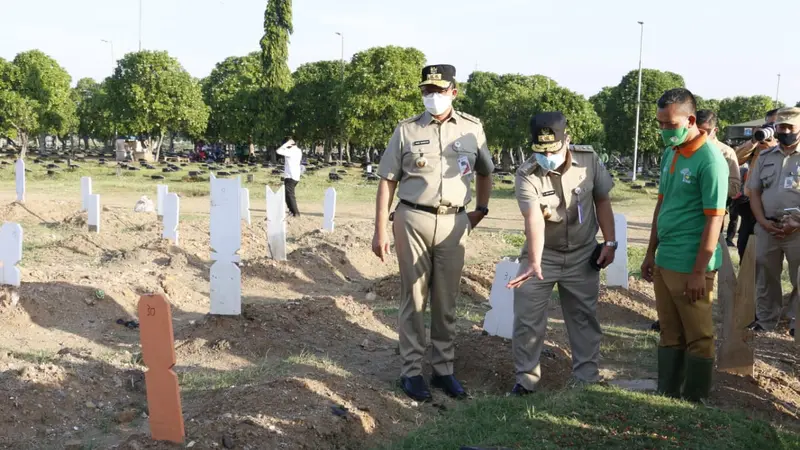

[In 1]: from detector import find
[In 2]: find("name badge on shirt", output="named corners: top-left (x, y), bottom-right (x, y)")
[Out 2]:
top-left (542, 190), bottom-right (556, 197)
top-left (458, 155), bottom-right (472, 177)
top-left (413, 140), bottom-right (430, 146)
top-left (786, 176), bottom-right (795, 189)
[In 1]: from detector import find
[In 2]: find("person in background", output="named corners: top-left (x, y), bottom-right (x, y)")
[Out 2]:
top-left (642, 88), bottom-right (728, 403)
top-left (276, 138), bottom-right (303, 217)
top-left (746, 107), bottom-right (800, 336)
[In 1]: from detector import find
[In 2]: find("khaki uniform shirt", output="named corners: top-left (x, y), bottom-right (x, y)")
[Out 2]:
top-left (712, 139), bottom-right (741, 198)
top-left (747, 145), bottom-right (800, 219)
top-left (378, 110), bottom-right (494, 207)
top-left (515, 146), bottom-right (613, 255)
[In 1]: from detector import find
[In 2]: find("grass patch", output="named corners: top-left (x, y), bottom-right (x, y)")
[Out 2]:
top-left (179, 357), bottom-right (291, 392)
top-left (3, 349), bottom-right (60, 365)
top-left (285, 350), bottom-right (352, 378)
top-left (380, 386), bottom-right (800, 450)
top-left (601, 326), bottom-right (659, 376)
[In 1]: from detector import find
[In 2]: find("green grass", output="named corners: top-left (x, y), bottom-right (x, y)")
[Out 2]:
top-left (380, 386), bottom-right (800, 450)
top-left (601, 326), bottom-right (659, 376)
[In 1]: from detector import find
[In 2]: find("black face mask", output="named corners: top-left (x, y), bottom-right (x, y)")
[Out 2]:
top-left (776, 131), bottom-right (799, 147)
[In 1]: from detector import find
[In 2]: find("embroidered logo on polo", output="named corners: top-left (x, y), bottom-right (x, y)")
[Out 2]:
top-left (680, 168), bottom-right (693, 184)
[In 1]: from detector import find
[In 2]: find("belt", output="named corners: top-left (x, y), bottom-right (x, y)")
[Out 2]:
top-left (400, 199), bottom-right (465, 215)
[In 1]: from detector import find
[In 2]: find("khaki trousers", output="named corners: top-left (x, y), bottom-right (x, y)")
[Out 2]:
top-left (653, 266), bottom-right (716, 358)
top-left (393, 203), bottom-right (470, 377)
top-left (512, 242), bottom-right (602, 390)
top-left (754, 225), bottom-right (799, 331)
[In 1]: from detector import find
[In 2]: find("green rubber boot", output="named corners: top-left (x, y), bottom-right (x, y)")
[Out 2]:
top-left (657, 347), bottom-right (685, 398)
top-left (683, 354), bottom-right (714, 403)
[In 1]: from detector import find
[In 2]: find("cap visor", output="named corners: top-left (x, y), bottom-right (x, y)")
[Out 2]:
top-left (419, 80), bottom-right (452, 88)
top-left (531, 141), bottom-right (565, 153)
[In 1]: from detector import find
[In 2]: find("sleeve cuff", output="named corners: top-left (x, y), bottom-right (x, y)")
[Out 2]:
top-left (704, 209), bottom-right (726, 216)
top-left (658, 194), bottom-right (664, 201)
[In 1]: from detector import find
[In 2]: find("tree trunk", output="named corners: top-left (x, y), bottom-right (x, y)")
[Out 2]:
top-left (501, 148), bottom-right (513, 172)
top-left (324, 140), bottom-right (333, 163)
top-left (39, 133), bottom-right (47, 153)
top-left (169, 131), bottom-right (175, 152)
top-left (153, 132), bottom-right (165, 162)
top-left (516, 148), bottom-right (525, 165)
top-left (19, 132), bottom-right (29, 159)
top-left (83, 137), bottom-right (90, 151)
top-left (344, 142), bottom-right (351, 163)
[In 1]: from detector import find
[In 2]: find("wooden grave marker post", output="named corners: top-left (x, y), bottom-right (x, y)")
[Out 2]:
top-left (162, 193), bottom-right (180, 245)
top-left (718, 238), bottom-right (755, 376)
top-left (138, 294), bottom-right (185, 443)
top-left (80, 176), bottom-right (92, 211)
top-left (266, 186), bottom-right (287, 261)
top-left (210, 174), bottom-right (242, 315)
top-left (483, 258), bottom-right (520, 339)
top-left (323, 187), bottom-right (336, 232)
top-left (15, 159), bottom-right (25, 204)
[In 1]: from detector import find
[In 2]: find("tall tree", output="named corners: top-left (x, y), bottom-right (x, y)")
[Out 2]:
top-left (74, 78), bottom-right (115, 149)
top-left (202, 53), bottom-right (263, 145)
top-left (105, 50), bottom-right (209, 160)
top-left (288, 60), bottom-right (343, 161)
top-left (260, 0), bottom-right (293, 90)
top-left (718, 95), bottom-right (778, 125)
top-left (343, 46), bottom-right (426, 151)
top-left (602, 69), bottom-right (685, 163)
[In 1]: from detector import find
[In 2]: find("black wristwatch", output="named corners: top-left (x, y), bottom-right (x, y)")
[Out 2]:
top-left (604, 241), bottom-right (618, 249)
top-left (475, 206), bottom-right (489, 216)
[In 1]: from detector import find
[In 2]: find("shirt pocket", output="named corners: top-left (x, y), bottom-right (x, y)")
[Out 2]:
top-left (759, 165), bottom-right (777, 189)
top-left (540, 193), bottom-right (563, 223)
top-left (403, 146), bottom-right (438, 175)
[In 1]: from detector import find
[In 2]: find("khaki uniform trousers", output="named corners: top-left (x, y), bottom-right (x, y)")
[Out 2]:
top-left (755, 225), bottom-right (800, 331)
top-left (392, 203), bottom-right (470, 377)
top-left (512, 242), bottom-right (602, 391)
top-left (654, 266), bottom-right (716, 358)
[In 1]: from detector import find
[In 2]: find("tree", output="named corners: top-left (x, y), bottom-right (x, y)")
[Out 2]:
top-left (105, 50), bottom-right (209, 160)
top-left (74, 78), bottom-right (115, 149)
top-left (342, 46), bottom-right (426, 152)
top-left (202, 53), bottom-right (264, 146)
top-left (260, 0), bottom-right (293, 91)
top-left (288, 60), bottom-right (343, 161)
top-left (718, 95), bottom-right (778, 125)
top-left (0, 51), bottom-right (74, 158)
top-left (589, 86), bottom-right (613, 123)
top-left (601, 69), bottom-right (685, 164)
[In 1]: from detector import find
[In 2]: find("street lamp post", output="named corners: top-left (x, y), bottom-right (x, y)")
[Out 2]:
top-left (335, 32), bottom-right (345, 164)
top-left (100, 39), bottom-right (115, 70)
top-left (776, 73), bottom-right (781, 104)
top-left (632, 21), bottom-right (644, 182)
top-left (139, 0), bottom-right (143, 51)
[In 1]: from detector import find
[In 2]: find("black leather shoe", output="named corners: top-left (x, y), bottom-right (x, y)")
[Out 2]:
top-left (790, 328), bottom-right (795, 337)
top-left (747, 321), bottom-right (766, 333)
top-left (431, 374), bottom-right (468, 399)
top-left (650, 320), bottom-right (660, 331)
top-left (726, 239), bottom-right (736, 248)
top-left (400, 375), bottom-right (432, 402)
top-left (508, 383), bottom-right (533, 396)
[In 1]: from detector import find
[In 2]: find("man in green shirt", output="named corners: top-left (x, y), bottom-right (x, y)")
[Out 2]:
top-left (641, 88), bottom-right (729, 402)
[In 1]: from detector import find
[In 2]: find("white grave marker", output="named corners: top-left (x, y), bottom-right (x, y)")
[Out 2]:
top-left (606, 213), bottom-right (629, 289)
top-left (210, 174), bottom-right (242, 315)
top-left (366, 164), bottom-right (373, 174)
top-left (157, 185), bottom-right (169, 219)
top-left (323, 187), bottom-right (336, 232)
top-left (80, 177), bottom-right (92, 211)
top-left (0, 222), bottom-right (23, 287)
top-left (240, 187), bottom-right (251, 226)
top-left (483, 258), bottom-right (520, 339)
top-left (162, 193), bottom-right (180, 245)
top-left (87, 194), bottom-right (100, 233)
top-left (266, 186), bottom-right (287, 261)
top-left (15, 159), bottom-right (25, 203)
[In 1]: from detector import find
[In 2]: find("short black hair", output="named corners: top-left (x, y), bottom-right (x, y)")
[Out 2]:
top-left (696, 109), bottom-right (718, 128)
top-left (766, 108), bottom-right (779, 120)
top-left (657, 88), bottom-right (697, 114)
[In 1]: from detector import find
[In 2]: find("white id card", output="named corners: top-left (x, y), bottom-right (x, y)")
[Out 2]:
top-left (785, 177), bottom-right (795, 189)
top-left (458, 155), bottom-right (472, 176)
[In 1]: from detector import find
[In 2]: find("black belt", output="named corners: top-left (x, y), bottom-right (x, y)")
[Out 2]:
top-left (400, 200), bottom-right (465, 215)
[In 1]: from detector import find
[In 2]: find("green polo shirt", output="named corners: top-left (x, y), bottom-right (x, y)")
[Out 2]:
top-left (656, 132), bottom-right (729, 274)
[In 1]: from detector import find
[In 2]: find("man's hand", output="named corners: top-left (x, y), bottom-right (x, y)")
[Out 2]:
top-left (467, 211), bottom-right (486, 230)
top-left (760, 219), bottom-right (785, 239)
top-left (685, 272), bottom-right (707, 303)
top-left (781, 211), bottom-right (800, 231)
top-left (597, 246), bottom-right (616, 269)
top-left (641, 253), bottom-right (656, 283)
top-left (507, 262), bottom-right (544, 289)
top-left (372, 230), bottom-right (391, 262)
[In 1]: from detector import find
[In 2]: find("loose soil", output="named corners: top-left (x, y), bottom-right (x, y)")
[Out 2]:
top-left (0, 198), bottom-right (797, 450)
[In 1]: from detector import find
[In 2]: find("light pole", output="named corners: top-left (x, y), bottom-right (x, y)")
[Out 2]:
top-left (335, 32), bottom-right (345, 163)
top-left (139, 0), bottom-right (143, 51)
top-left (100, 39), bottom-right (115, 71)
top-left (632, 21), bottom-right (644, 182)
top-left (775, 73), bottom-right (781, 104)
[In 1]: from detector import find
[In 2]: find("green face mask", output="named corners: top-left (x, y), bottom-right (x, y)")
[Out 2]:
top-left (660, 126), bottom-right (689, 147)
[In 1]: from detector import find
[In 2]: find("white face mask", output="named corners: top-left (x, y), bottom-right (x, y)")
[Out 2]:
top-left (423, 93), bottom-right (453, 116)
top-left (534, 150), bottom-right (566, 171)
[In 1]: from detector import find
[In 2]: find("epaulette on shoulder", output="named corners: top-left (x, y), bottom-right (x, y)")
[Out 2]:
top-left (517, 155), bottom-right (538, 176)
top-left (760, 145), bottom-right (780, 155)
top-left (570, 144), bottom-right (595, 153)
top-left (399, 113), bottom-right (424, 125)
top-left (456, 111), bottom-right (482, 124)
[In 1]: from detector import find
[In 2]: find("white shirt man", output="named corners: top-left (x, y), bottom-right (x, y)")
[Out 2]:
top-left (276, 139), bottom-right (303, 216)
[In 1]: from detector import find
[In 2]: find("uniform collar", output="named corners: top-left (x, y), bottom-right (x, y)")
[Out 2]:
top-left (674, 130), bottom-right (707, 159)
top-left (419, 110), bottom-right (459, 127)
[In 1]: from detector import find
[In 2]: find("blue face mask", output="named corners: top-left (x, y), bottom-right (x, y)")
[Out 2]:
top-left (534, 152), bottom-right (565, 171)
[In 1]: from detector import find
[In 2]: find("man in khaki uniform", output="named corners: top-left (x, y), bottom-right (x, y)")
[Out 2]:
top-left (372, 64), bottom-right (494, 401)
top-left (506, 112), bottom-right (617, 395)
top-left (748, 106), bottom-right (800, 336)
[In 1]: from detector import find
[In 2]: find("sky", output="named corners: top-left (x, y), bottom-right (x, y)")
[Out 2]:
top-left (2, 0), bottom-right (797, 106)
